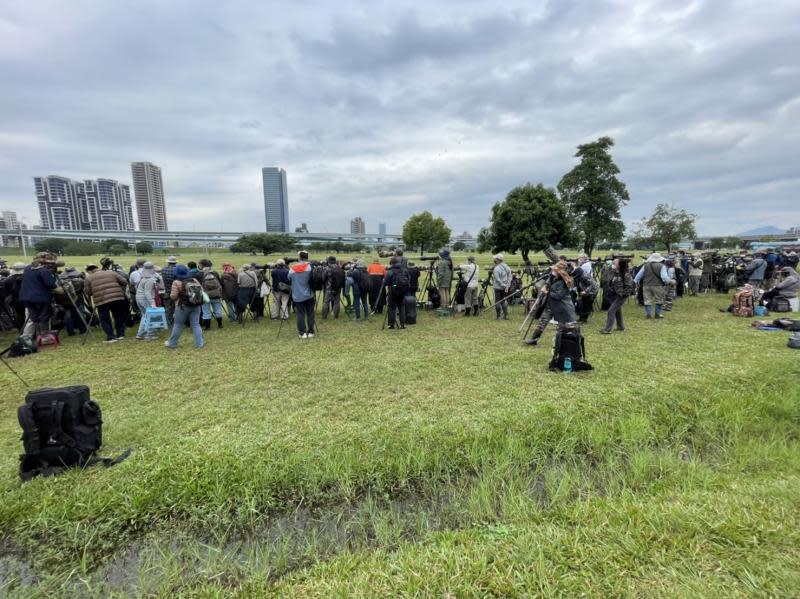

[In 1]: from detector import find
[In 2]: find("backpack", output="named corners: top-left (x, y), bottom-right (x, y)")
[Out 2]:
top-left (622, 272), bottom-right (634, 297)
top-left (310, 266), bottom-right (326, 292)
top-left (357, 269), bottom-right (371, 293)
top-left (202, 272), bottom-right (222, 299)
top-left (393, 266), bottom-right (410, 296)
top-left (328, 265), bottom-right (346, 290)
top-left (732, 289), bottom-right (754, 317)
top-left (17, 386), bottom-right (131, 481)
top-left (789, 333), bottom-right (800, 349)
top-left (5, 335), bottom-right (36, 358)
top-left (771, 296), bottom-right (791, 313)
top-left (181, 278), bottom-right (204, 306)
top-left (549, 325), bottom-right (593, 372)
top-left (426, 285), bottom-right (441, 309)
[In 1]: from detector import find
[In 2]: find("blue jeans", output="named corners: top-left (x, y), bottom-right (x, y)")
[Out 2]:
top-left (167, 304), bottom-right (204, 348)
top-left (224, 299), bottom-right (238, 321)
top-left (201, 298), bottom-right (223, 320)
top-left (353, 289), bottom-right (369, 319)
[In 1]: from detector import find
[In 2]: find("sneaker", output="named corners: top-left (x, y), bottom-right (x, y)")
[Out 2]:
top-left (654, 314), bottom-right (664, 319)
top-left (135, 335), bottom-right (144, 340)
top-left (164, 341), bottom-right (175, 349)
top-left (299, 333), bottom-right (307, 339)
top-left (525, 338), bottom-right (539, 346)
top-left (116, 336), bottom-right (125, 340)
top-left (599, 329), bottom-right (611, 335)
top-left (307, 333), bottom-right (315, 338)
top-left (503, 315), bottom-right (509, 320)
top-left (106, 338), bottom-right (118, 344)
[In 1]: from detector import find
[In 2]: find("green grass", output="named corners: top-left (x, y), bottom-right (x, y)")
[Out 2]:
top-left (0, 288), bottom-right (798, 597)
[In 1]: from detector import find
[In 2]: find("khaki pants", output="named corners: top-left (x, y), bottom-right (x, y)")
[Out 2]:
top-left (464, 286), bottom-right (479, 307)
top-left (271, 291), bottom-right (290, 319)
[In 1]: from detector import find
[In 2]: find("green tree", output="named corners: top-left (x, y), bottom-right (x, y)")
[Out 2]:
top-left (34, 238), bottom-right (68, 254)
top-left (709, 237), bottom-right (725, 249)
top-left (402, 211), bottom-right (451, 254)
top-left (645, 204), bottom-right (697, 252)
top-left (558, 136), bottom-right (629, 256)
top-left (63, 241), bottom-right (102, 255)
top-left (231, 234), bottom-right (296, 255)
top-left (482, 183), bottom-right (572, 262)
top-left (451, 240), bottom-right (467, 252)
top-left (136, 241), bottom-right (154, 254)
top-left (724, 236), bottom-right (744, 249)
top-left (107, 242), bottom-right (129, 256)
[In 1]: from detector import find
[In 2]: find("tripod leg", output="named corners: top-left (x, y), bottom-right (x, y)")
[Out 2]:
top-left (0, 351), bottom-right (30, 388)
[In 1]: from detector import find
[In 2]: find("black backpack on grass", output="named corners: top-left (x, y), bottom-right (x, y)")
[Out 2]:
top-left (549, 325), bottom-right (593, 372)
top-left (17, 386), bottom-right (130, 481)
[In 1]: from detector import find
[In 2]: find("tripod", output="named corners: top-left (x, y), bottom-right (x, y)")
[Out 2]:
top-left (55, 278), bottom-right (92, 345)
top-left (416, 263), bottom-right (436, 306)
top-left (0, 347), bottom-right (29, 388)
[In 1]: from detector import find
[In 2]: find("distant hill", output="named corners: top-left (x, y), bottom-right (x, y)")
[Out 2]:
top-left (737, 226), bottom-right (785, 237)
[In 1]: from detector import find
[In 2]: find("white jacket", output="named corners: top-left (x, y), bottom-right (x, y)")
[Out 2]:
top-left (461, 263), bottom-right (480, 288)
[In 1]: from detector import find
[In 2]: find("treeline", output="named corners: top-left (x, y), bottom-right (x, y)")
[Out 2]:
top-left (33, 238), bottom-right (154, 256)
top-left (229, 234), bottom-right (367, 255)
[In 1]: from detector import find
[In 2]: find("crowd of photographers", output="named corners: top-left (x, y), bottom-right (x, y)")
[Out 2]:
top-left (0, 245), bottom-right (797, 351)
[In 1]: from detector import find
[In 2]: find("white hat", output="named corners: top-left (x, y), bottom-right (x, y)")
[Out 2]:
top-left (11, 262), bottom-right (26, 274)
top-left (647, 252), bottom-right (665, 263)
top-left (493, 254), bottom-right (504, 261)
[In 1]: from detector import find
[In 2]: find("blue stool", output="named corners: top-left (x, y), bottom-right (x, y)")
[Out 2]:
top-left (142, 307), bottom-right (168, 333)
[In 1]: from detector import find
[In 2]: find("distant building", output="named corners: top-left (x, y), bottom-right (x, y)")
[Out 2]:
top-left (295, 222), bottom-right (309, 233)
top-left (379, 222), bottom-right (386, 236)
top-left (350, 217), bottom-right (365, 234)
top-left (262, 167), bottom-right (289, 232)
top-left (131, 162), bottom-right (168, 231)
top-left (0, 210), bottom-right (20, 247)
top-left (34, 175), bottom-right (134, 231)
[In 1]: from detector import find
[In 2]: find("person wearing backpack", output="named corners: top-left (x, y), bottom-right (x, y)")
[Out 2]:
top-left (236, 264), bottom-right (259, 322)
top-left (165, 264), bottom-right (204, 349)
top-left (288, 251), bottom-right (316, 338)
top-left (322, 256), bottom-right (345, 319)
top-left (59, 266), bottom-right (87, 336)
top-left (198, 258), bottom-right (224, 329)
top-left (352, 259), bottom-right (371, 321)
top-left (383, 256), bottom-right (409, 329)
top-left (85, 263), bottom-right (129, 342)
top-left (633, 252), bottom-right (672, 319)
top-left (525, 261), bottom-right (577, 346)
top-left (221, 262), bottom-right (239, 323)
top-left (599, 258), bottom-right (633, 335)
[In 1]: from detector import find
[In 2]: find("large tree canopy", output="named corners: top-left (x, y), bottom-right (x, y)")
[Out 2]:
top-left (230, 234), bottom-right (296, 255)
top-left (402, 211), bottom-right (451, 254)
top-left (558, 136), bottom-right (629, 256)
top-left (479, 183), bottom-right (572, 262)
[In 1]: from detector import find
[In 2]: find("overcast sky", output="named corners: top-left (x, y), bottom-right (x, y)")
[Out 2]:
top-left (1, 0), bottom-right (798, 236)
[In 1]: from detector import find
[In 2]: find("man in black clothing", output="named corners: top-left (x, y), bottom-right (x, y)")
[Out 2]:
top-left (383, 257), bottom-right (408, 329)
top-left (322, 256), bottom-right (345, 319)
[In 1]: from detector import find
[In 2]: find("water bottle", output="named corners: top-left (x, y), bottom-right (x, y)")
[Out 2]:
top-left (564, 357), bottom-right (572, 374)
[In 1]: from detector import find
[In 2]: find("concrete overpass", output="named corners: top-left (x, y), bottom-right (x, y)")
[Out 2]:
top-left (0, 228), bottom-right (405, 249)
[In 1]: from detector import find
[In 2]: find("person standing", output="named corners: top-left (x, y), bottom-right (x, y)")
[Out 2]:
top-left (491, 254), bottom-right (512, 320)
top-left (161, 256), bottom-right (178, 322)
top-left (270, 259), bottom-right (290, 320)
top-left (3, 262), bottom-right (26, 331)
top-left (525, 261), bottom-right (577, 346)
top-left (599, 259), bottom-right (614, 310)
top-left (572, 262), bottom-right (598, 323)
top-left (436, 250), bottom-right (453, 307)
top-left (288, 251), bottom-right (316, 338)
top-left (19, 252), bottom-right (58, 337)
top-left (322, 256), bottom-right (345, 319)
top-left (688, 254), bottom-right (703, 295)
top-left (165, 264), bottom-right (204, 349)
top-left (460, 256), bottom-right (480, 316)
top-left (367, 258), bottom-right (386, 314)
top-left (198, 258), bottom-right (224, 329)
top-left (220, 262), bottom-right (239, 322)
top-left (599, 258), bottom-right (633, 334)
top-left (85, 263), bottom-right (129, 342)
top-left (236, 264), bottom-right (258, 322)
top-left (352, 259), bottom-right (371, 321)
top-left (633, 252), bottom-right (671, 319)
top-left (746, 252), bottom-right (767, 289)
top-left (134, 262), bottom-right (159, 340)
top-left (383, 257), bottom-right (408, 329)
top-left (58, 266), bottom-right (87, 336)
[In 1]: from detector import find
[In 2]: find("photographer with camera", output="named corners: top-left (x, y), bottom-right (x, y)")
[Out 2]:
top-left (761, 265), bottom-right (800, 312)
top-left (133, 262), bottom-right (160, 340)
top-left (288, 251), bottom-right (316, 338)
top-left (351, 259), bottom-right (371, 321)
top-left (368, 258), bottom-right (386, 314)
top-left (633, 252), bottom-right (672, 320)
top-left (165, 264), bottom-right (205, 349)
top-left (571, 261), bottom-right (597, 323)
top-left (85, 262), bottom-right (129, 342)
top-left (458, 256), bottom-right (480, 316)
top-left (436, 250), bottom-right (453, 308)
top-left (525, 260), bottom-right (577, 346)
top-left (19, 252), bottom-right (58, 337)
top-left (59, 266), bottom-right (87, 337)
top-left (236, 264), bottom-right (259, 322)
top-left (2, 262), bottom-right (26, 331)
top-left (383, 256), bottom-right (409, 329)
top-left (491, 254), bottom-right (512, 320)
top-left (599, 257), bottom-right (633, 335)
top-left (220, 262), bottom-right (239, 323)
top-left (688, 254), bottom-right (703, 295)
top-left (322, 256), bottom-right (345, 319)
top-left (198, 259), bottom-right (225, 329)
top-left (270, 259), bottom-right (290, 320)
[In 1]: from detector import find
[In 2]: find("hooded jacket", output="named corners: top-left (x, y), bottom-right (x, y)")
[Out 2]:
top-left (85, 269), bottom-right (128, 306)
top-left (19, 265), bottom-right (56, 304)
top-left (287, 262), bottom-right (314, 302)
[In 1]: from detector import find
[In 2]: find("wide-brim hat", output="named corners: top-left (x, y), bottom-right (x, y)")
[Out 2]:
top-left (11, 262), bottom-right (26, 273)
top-left (647, 252), bottom-right (665, 263)
top-left (166, 255), bottom-right (178, 264)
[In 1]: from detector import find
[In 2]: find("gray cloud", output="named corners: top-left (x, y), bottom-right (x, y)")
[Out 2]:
top-left (1, 0), bottom-right (798, 236)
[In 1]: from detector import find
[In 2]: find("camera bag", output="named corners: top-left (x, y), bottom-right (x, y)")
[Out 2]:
top-left (404, 295), bottom-right (417, 325)
top-left (549, 325), bottom-right (593, 372)
top-left (17, 385), bottom-right (130, 481)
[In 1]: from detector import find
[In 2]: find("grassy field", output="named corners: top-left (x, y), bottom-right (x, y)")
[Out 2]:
top-left (0, 256), bottom-right (798, 597)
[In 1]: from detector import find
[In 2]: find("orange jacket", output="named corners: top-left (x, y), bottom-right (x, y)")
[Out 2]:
top-left (367, 263), bottom-right (386, 276)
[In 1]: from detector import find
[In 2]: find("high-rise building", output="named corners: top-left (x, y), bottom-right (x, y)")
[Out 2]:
top-left (0, 210), bottom-right (20, 247)
top-left (34, 175), bottom-right (134, 231)
top-left (131, 162), bottom-right (168, 231)
top-left (262, 167), bottom-right (289, 232)
top-left (350, 217), bottom-right (365, 234)
top-left (378, 222), bottom-right (386, 236)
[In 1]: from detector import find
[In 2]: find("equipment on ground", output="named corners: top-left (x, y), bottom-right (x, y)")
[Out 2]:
top-left (549, 324), bottom-right (592, 372)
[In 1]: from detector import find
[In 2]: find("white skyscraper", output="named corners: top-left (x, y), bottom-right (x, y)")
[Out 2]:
top-left (131, 162), bottom-right (168, 231)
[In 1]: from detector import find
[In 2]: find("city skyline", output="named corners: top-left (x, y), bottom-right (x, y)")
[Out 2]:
top-left (34, 175), bottom-right (134, 232)
top-left (350, 217), bottom-right (365, 235)
top-left (1, 2), bottom-right (798, 236)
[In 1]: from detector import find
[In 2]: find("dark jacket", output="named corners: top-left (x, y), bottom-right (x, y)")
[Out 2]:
top-left (161, 264), bottom-right (178, 291)
top-left (547, 278), bottom-right (576, 324)
top-left (221, 272), bottom-right (239, 300)
top-left (271, 266), bottom-right (290, 291)
top-left (19, 265), bottom-right (56, 305)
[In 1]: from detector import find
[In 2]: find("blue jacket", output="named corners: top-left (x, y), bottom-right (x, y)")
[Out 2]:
top-left (19, 265), bottom-right (57, 304)
top-left (287, 262), bottom-right (314, 302)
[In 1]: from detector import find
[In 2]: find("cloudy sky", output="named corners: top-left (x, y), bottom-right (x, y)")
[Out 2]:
top-left (1, 0), bottom-right (798, 236)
